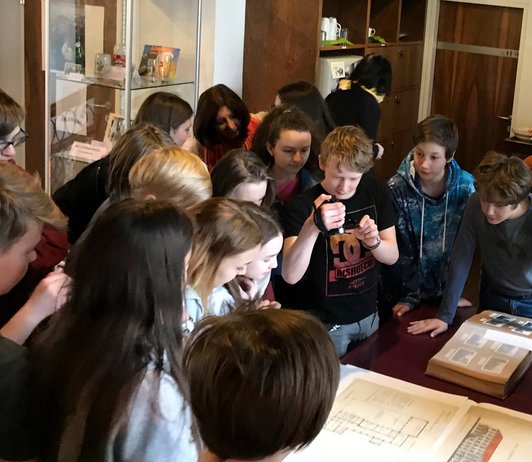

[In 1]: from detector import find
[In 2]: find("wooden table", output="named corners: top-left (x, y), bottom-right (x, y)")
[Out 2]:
top-left (342, 306), bottom-right (532, 414)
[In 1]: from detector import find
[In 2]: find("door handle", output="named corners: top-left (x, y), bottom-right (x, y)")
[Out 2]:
top-left (497, 115), bottom-right (512, 121)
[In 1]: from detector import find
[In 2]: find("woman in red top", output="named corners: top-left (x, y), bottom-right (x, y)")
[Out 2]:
top-left (193, 84), bottom-right (260, 171)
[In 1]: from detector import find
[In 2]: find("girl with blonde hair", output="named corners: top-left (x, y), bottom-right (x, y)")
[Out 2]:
top-left (185, 198), bottom-right (262, 322)
top-left (129, 146), bottom-right (212, 211)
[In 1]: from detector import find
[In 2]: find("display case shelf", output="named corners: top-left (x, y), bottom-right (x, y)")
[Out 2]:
top-left (56, 73), bottom-right (195, 91)
top-left (45, 0), bottom-right (202, 192)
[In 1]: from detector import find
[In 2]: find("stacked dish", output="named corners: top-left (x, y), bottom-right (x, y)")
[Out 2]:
top-left (513, 127), bottom-right (532, 142)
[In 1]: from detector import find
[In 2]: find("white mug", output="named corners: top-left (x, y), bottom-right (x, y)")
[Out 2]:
top-left (329, 17), bottom-right (342, 40)
top-left (321, 17), bottom-right (330, 37)
top-left (368, 27), bottom-right (376, 37)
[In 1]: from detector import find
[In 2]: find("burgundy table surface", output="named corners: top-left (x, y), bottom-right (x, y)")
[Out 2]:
top-left (341, 305), bottom-right (532, 415)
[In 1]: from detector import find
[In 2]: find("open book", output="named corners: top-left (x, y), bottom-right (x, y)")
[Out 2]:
top-left (426, 311), bottom-right (532, 398)
top-left (286, 365), bottom-right (532, 462)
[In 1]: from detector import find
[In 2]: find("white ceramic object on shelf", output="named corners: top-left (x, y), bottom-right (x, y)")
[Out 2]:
top-left (513, 127), bottom-right (532, 141)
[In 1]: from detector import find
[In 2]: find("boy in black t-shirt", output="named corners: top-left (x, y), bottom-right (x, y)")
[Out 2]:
top-left (282, 126), bottom-right (398, 356)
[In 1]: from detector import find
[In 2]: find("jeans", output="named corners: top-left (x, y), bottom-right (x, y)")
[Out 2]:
top-left (480, 281), bottom-right (532, 319)
top-left (326, 312), bottom-right (379, 357)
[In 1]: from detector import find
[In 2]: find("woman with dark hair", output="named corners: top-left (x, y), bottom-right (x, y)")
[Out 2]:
top-left (134, 92), bottom-right (193, 147)
top-left (193, 84), bottom-right (260, 171)
top-left (32, 199), bottom-right (200, 461)
top-left (325, 53), bottom-right (392, 141)
top-left (275, 80), bottom-right (336, 141)
top-left (211, 149), bottom-right (276, 207)
top-left (251, 105), bottom-right (319, 206)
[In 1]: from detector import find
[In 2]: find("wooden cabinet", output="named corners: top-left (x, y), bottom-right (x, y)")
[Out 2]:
top-left (372, 43), bottom-right (424, 178)
top-left (243, 0), bottom-right (427, 179)
top-left (243, 1), bottom-right (321, 113)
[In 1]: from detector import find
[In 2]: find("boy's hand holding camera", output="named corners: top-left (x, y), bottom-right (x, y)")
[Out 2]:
top-left (313, 194), bottom-right (379, 249)
top-left (313, 194), bottom-right (345, 233)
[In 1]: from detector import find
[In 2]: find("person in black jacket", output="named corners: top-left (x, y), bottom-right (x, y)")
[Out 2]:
top-left (53, 91), bottom-right (190, 244)
top-left (326, 53), bottom-right (392, 141)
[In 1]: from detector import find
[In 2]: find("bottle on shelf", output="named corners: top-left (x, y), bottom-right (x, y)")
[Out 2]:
top-left (74, 32), bottom-right (85, 70)
top-left (113, 43), bottom-right (126, 67)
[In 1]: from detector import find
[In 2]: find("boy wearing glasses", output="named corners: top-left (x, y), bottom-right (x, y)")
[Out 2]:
top-left (409, 152), bottom-right (532, 337)
top-left (0, 89), bottom-right (28, 164)
top-left (0, 89), bottom-right (67, 327)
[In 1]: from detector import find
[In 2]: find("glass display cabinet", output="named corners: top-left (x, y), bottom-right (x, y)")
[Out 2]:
top-left (45, 0), bottom-right (202, 192)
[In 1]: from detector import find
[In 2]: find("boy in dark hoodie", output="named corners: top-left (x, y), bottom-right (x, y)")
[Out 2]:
top-left (386, 115), bottom-right (475, 317)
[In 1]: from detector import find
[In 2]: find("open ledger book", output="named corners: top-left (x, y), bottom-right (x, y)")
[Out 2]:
top-left (286, 365), bottom-right (532, 462)
top-left (426, 311), bottom-right (532, 398)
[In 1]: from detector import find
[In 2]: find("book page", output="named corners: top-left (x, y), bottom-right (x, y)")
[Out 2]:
top-left (286, 366), bottom-right (470, 462)
top-left (435, 403), bottom-right (532, 461)
top-left (477, 311), bottom-right (532, 351)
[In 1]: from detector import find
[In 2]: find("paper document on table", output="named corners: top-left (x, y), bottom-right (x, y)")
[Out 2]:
top-left (435, 403), bottom-right (532, 461)
top-left (484, 328), bottom-right (532, 351)
top-left (286, 366), bottom-right (469, 462)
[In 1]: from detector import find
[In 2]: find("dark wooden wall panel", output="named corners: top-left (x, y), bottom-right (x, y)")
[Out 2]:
top-left (24, 0), bottom-right (45, 178)
top-left (243, 0), bottom-right (321, 112)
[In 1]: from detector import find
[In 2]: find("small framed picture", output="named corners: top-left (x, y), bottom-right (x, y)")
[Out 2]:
top-left (330, 61), bottom-right (345, 79)
top-left (104, 113), bottom-right (126, 146)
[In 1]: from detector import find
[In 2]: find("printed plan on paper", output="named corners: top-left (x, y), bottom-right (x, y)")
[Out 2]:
top-left (286, 366), bottom-right (532, 462)
top-left (436, 404), bottom-right (532, 461)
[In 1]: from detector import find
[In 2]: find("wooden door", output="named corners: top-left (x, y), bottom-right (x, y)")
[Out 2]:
top-left (431, 1), bottom-right (522, 174)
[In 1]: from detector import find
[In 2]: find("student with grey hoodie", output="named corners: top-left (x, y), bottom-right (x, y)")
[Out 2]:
top-left (385, 115), bottom-right (475, 317)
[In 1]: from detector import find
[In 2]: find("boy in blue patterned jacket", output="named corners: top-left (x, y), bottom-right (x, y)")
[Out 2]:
top-left (385, 115), bottom-right (475, 317)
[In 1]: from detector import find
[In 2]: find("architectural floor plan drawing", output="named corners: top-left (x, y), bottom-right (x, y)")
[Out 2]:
top-left (325, 410), bottom-right (429, 448)
top-left (324, 377), bottom-right (461, 456)
top-left (286, 367), bottom-right (532, 462)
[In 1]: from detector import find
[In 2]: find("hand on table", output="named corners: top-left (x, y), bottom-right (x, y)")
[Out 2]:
top-left (457, 297), bottom-right (472, 308)
top-left (392, 303), bottom-right (411, 317)
top-left (407, 318), bottom-right (448, 337)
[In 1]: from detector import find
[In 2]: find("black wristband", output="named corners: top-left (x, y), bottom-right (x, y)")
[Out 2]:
top-left (313, 203), bottom-right (329, 234)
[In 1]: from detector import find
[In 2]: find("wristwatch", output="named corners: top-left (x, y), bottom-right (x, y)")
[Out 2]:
top-left (362, 234), bottom-right (381, 251)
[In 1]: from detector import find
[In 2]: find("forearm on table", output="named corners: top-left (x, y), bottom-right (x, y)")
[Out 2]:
top-left (282, 216), bottom-right (320, 284)
top-left (437, 238), bottom-right (476, 324)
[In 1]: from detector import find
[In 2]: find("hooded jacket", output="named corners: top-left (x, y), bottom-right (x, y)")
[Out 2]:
top-left (387, 151), bottom-right (475, 308)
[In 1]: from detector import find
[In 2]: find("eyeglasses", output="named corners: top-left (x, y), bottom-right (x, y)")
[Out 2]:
top-left (0, 128), bottom-right (29, 152)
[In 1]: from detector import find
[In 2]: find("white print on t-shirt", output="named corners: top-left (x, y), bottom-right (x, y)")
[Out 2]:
top-left (325, 205), bottom-right (377, 297)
